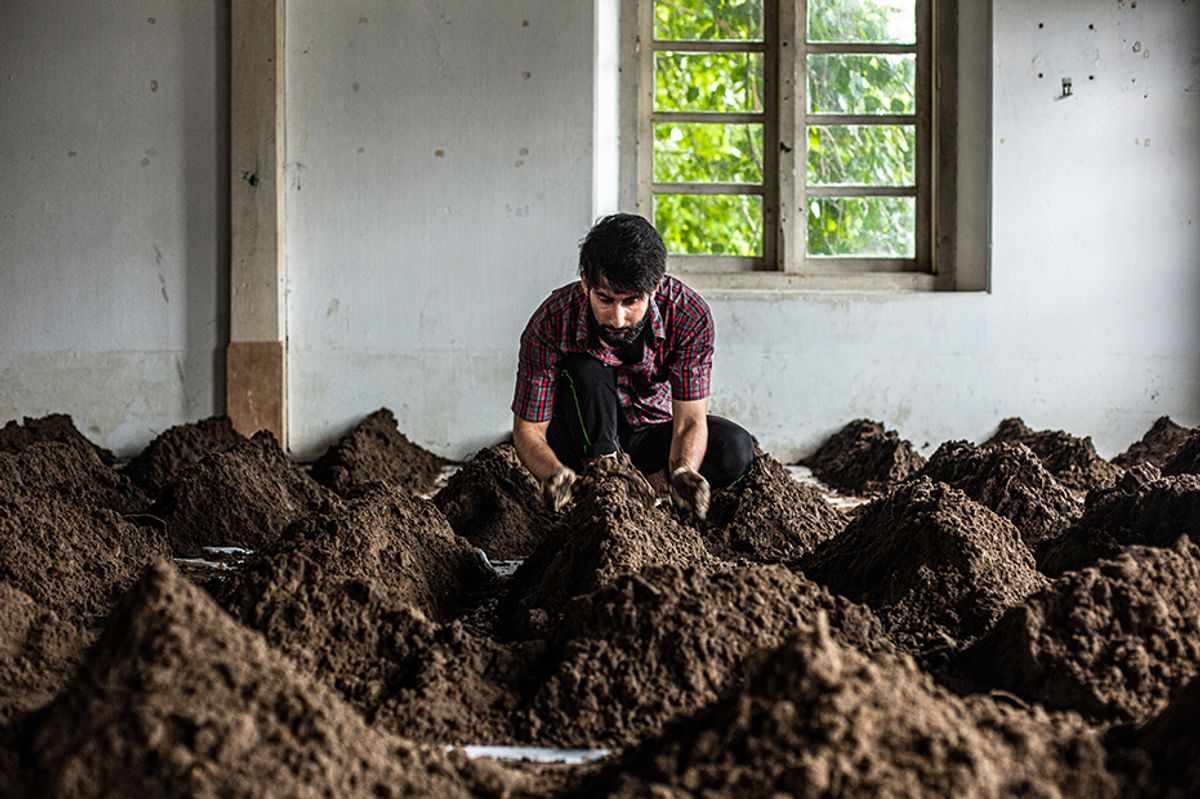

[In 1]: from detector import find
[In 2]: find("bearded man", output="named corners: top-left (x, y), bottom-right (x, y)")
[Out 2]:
top-left (511, 213), bottom-right (755, 519)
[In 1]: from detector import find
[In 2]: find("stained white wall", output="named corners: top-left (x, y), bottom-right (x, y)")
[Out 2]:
top-left (285, 1), bottom-right (595, 459)
top-left (0, 0), bottom-right (228, 456)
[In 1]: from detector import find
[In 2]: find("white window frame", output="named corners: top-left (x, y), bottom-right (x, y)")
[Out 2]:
top-left (620, 0), bottom-right (987, 292)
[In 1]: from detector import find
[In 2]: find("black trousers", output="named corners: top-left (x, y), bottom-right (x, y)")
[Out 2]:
top-left (545, 353), bottom-right (755, 490)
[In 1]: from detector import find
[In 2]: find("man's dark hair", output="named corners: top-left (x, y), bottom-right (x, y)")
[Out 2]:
top-left (579, 213), bottom-right (666, 296)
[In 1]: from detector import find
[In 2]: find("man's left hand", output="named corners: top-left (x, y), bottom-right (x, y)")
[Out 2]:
top-left (670, 466), bottom-right (710, 520)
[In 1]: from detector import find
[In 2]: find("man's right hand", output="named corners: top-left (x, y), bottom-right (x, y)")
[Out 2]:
top-left (542, 467), bottom-right (577, 512)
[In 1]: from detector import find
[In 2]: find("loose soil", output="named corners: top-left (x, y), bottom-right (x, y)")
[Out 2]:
top-left (703, 454), bottom-right (846, 562)
top-left (310, 408), bottom-right (449, 498)
top-left (803, 418), bottom-right (925, 495)
top-left (0, 581), bottom-right (91, 726)
top-left (962, 538), bottom-right (1200, 724)
top-left (122, 415), bottom-right (245, 497)
top-left (1108, 677), bottom-right (1200, 798)
top-left (528, 563), bottom-right (889, 749)
top-left (799, 477), bottom-right (1047, 655)
top-left (0, 441), bottom-right (148, 516)
top-left (986, 417), bottom-right (1124, 494)
top-left (503, 453), bottom-right (713, 637)
top-left (152, 430), bottom-right (335, 556)
top-left (577, 619), bottom-right (1117, 798)
top-left (0, 413), bottom-right (114, 465)
top-left (1114, 416), bottom-right (1192, 469)
top-left (917, 440), bottom-right (1082, 548)
top-left (1161, 427), bottom-right (1200, 476)
top-left (434, 444), bottom-right (555, 559)
top-left (1038, 466), bottom-right (1200, 576)
top-left (18, 560), bottom-right (511, 799)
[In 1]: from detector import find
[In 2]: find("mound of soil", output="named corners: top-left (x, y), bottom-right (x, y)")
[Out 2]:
top-left (0, 413), bottom-right (114, 465)
top-left (505, 454), bottom-right (713, 636)
top-left (703, 454), bottom-right (846, 562)
top-left (916, 440), bottom-right (1082, 547)
top-left (1038, 466), bottom-right (1200, 576)
top-left (799, 477), bottom-right (1047, 654)
top-left (986, 417), bottom-right (1124, 494)
top-left (803, 418), bottom-right (925, 495)
top-left (1162, 428), bottom-right (1200, 476)
top-left (962, 539), bottom-right (1200, 723)
top-left (152, 430), bottom-right (334, 556)
top-left (1114, 416), bottom-right (1192, 469)
top-left (434, 444), bottom-right (555, 559)
top-left (310, 408), bottom-right (449, 498)
top-left (0, 442), bottom-right (148, 516)
top-left (0, 581), bottom-right (91, 725)
top-left (21, 561), bottom-right (507, 799)
top-left (1112, 677), bottom-right (1200, 798)
top-left (122, 415), bottom-right (245, 497)
top-left (528, 564), bottom-right (888, 748)
top-left (579, 619), bottom-right (1117, 798)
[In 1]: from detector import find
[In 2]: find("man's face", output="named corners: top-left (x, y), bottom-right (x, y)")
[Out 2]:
top-left (582, 275), bottom-right (650, 349)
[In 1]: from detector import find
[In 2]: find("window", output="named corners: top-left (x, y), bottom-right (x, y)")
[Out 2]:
top-left (624, 0), bottom-right (974, 290)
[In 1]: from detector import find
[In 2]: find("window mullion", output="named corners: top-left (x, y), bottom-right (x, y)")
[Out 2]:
top-left (781, 0), bottom-right (805, 273)
top-left (916, 0), bottom-right (934, 272)
top-left (635, 0), bottom-right (655, 220)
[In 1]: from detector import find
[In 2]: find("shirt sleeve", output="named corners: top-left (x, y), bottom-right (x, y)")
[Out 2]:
top-left (511, 314), bottom-right (560, 422)
top-left (669, 301), bottom-right (714, 402)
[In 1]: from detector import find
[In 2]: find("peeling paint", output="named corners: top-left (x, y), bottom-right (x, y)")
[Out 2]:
top-left (158, 273), bottom-right (169, 304)
top-left (150, 79), bottom-right (158, 93)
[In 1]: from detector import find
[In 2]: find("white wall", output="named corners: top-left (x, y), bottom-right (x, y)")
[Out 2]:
top-left (285, 1), bottom-right (595, 459)
top-left (0, 0), bottom-right (228, 457)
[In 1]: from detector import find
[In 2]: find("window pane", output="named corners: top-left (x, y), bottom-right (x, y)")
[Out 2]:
top-left (655, 52), bottom-right (764, 114)
top-left (807, 196), bottom-right (914, 257)
top-left (656, 194), bottom-right (763, 256)
top-left (807, 125), bottom-right (915, 186)
top-left (655, 0), bottom-right (763, 41)
top-left (807, 54), bottom-right (915, 115)
top-left (807, 0), bottom-right (917, 44)
top-left (655, 123), bottom-right (764, 184)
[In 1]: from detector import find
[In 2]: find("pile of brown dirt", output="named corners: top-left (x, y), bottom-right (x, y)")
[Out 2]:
top-left (986, 417), bottom-right (1124, 494)
top-left (310, 408), bottom-right (449, 497)
top-left (0, 582), bottom-right (91, 725)
top-left (504, 454), bottom-right (713, 636)
top-left (1162, 427), bottom-right (1200, 476)
top-left (1114, 416), bottom-right (1192, 469)
top-left (152, 430), bottom-right (334, 555)
top-left (0, 413), bottom-right (114, 465)
top-left (1109, 677), bottom-right (1200, 798)
top-left (0, 442), bottom-right (148, 516)
top-left (577, 620), bottom-right (1117, 798)
top-left (219, 485), bottom-right (534, 745)
top-left (962, 539), bottom-right (1200, 723)
top-left (803, 418), bottom-right (925, 495)
top-left (1038, 466), bottom-right (1200, 576)
top-left (528, 564), bottom-right (888, 748)
top-left (122, 415), bottom-right (245, 497)
top-left (799, 477), bottom-right (1046, 654)
top-left (434, 444), bottom-right (555, 559)
top-left (19, 560), bottom-right (509, 798)
top-left (703, 454), bottom-right (846, 562)
top-left (916, 440), bottom-right (1082, 548)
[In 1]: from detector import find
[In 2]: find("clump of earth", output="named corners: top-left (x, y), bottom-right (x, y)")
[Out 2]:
top-left (703, 454), bottom-right (846, 562)
top-left (961, 538), bottom-right (1200, 723)
top-left (434, 444), bottom-right (555, 559)
top-left (1162, 427), bottom-right (1200, 477)
top-left (122, 415), bottom-right (245, 497)
top-left (1114, 416), bottom-right (1191, 469)
top-left (310, 408), bottom-right (449, 497)
top-left (986, 416), bottom-right (1124, 494)
top-left (0, 413), bottom-right (114, 465)
top-left (916, 440), bottom-right (1081, 547)
top-left (803, 418), bottom-right (925, 495)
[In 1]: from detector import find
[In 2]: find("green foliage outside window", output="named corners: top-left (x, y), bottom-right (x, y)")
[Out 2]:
top-left (652, 0), bottom-right (918, 260)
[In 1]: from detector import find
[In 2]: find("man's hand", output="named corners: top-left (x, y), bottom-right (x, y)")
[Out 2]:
top-left (542, 467), bottom-right (578, 513)
top-left (670, 466), bottom-right (710, 520)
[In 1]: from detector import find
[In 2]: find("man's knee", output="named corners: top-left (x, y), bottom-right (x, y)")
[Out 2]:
top-left (704, 418), bottom-right (756, 490)
top-left (560, 352), bottom-right (614, 387)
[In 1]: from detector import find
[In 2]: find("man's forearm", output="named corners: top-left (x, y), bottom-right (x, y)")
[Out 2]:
top-left (669, 416), bottom-right (708, 473)
top-left (512, 416), bottom-right (567, 482)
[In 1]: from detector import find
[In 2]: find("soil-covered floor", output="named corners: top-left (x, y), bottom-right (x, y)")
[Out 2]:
top-left (1, 410), bottom-right (1197, 797)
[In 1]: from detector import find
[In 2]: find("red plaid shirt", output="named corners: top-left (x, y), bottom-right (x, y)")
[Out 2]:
top-left (512, 274), bottom-right (714, 429)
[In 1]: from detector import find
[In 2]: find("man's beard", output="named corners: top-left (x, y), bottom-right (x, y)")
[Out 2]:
top-left (594, 312), bottom-right (648, 349)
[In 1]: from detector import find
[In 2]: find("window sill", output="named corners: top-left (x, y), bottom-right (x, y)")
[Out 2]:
top-left (676, 271), bottom-right (945, 296)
